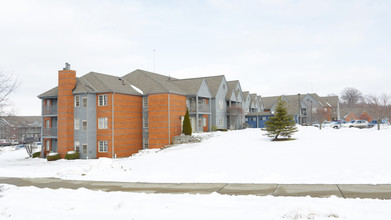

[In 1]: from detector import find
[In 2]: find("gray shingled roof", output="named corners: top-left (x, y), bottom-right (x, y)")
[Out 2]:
top-left (226, 80), bottom-right (239, 100)
top-left (75, 72), bottom-right (142, 95)
top-left (170, 78), bottom-right (205, 95)
top-left (242, 91), bottom-right (250, 101)
top-left (38, 86), bottom-right (58, 98)
top-left (204, 75), bottom-right (225, 97)
top-left (250, 93), bottom-right (258, 106)
top-left (122, 69), bottom-right (185, 95)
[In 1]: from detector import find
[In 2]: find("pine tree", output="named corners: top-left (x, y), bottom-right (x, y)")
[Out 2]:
top-left (182, 108), bottom-right (192, 135)
top-left (263, 96), bottom-right (298, 140)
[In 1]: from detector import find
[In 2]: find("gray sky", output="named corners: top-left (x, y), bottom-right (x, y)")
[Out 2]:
top-left (1, 0), bottom-right (391, 116)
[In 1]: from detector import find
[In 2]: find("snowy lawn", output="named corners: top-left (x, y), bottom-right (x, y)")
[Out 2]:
top-left (1, 184), bottom-right (391, 220)
top-left (0, 126), bottom-right (390, 184)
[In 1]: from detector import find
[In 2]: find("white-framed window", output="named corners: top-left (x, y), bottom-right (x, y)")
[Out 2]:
top-left (262, 117), bottom-right (267, 121)
top-left (143, 138), bottom-right (148, 149)
top-left (75, 95), bottom-right (80, 107)
top-left (82, 97), bottom-right (87, 108)
top-left (75, 141), bottom-right (80, 152)
top-left (219, 100), bottom-right (224, 110)
top-left (82, 144), bottom-right (87, 154)
top-left (98, 117), bottom-right (108, 129)
top-left (98, 94), bottom-right (107, 106)
top-left (82, 120), bottom-right (87, 131)
top-left (74, 118), bottom-right (80, 130)
top-left (46, 140), bottom-right (50, 151)
top-left (143, 117), bottom-right (148, 128)
top-left (219, 117), bottom-right (223, 126)
top-left (203, 117), bottom-right (207, 126)
top-left (143, 97), bottom-right (148, 108)
top-left (98, 141), bottom-right (108, 152)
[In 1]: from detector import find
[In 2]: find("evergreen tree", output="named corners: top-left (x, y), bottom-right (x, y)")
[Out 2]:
top-left (263, 96), bottom-right (298, 140)
top-left (182, 108), bottom-right (192, 135)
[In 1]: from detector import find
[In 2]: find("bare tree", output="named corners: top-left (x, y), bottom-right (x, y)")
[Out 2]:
top-left (365, 94), bottom-right (391, 130)
top-left (341, 87), bottom-right (363, 107)
top-left (0, 71), bottom-right (18, 116)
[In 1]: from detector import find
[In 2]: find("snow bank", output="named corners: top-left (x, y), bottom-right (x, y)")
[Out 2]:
top-left (1, 184), bottom-right (391, 220)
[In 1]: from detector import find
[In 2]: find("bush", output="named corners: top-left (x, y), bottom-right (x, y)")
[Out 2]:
top-left (32, 151), bottom-right (41, 158)
top-left (211, 126), bottom-right (217, 131)
top-left (65, 151), bottom-right (80, 160)
top-left (217, 128), bottom-right (228, 132)
top-left (182, 108), bottom-right (192, 135)
top-left (47, 153), bottom-right (61, 161)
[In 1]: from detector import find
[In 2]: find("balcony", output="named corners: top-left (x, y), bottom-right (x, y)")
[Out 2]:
top-left (43, 106), bottom-right (57, 115)
top-left (43, 127), bottom-right (57, 137)
top-left (187, 104), bottom-right (210, 113)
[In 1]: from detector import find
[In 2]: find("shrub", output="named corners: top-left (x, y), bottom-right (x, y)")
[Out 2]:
top-left (47, 153), bottom-right (61, 161)
top-left (32, 151), bottom-right (41, 158)
top-left (211, 126), bottom-right (217, 131)
top-left (182, 108), bottom-right (192, 135)
top-left (217, 128), bottom-right (228, 132)
top-left (65, 151), bottom-right (80, 160)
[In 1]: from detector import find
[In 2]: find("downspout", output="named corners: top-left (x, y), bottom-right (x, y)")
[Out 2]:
top-left (195, 95), bottom-right (199, 132)
top-left (112, 92), bottom-right (115, 158)
top-left (85, 92), bottom-right (88, 159)
top-left (168, 93), bottom-right (170, 145)
top-left (40, 99), bottom-right (44, 158)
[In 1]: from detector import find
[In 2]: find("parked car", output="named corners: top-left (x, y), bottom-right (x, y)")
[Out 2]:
top-left (368, 120), bottom-right (390, 128)
top-left (10, 140), bottom-right (19, 145)
top-left (330, 121), bottom-right (341, 129)
top-left (32, 142), bottom-right (42, 149)
top-left (340, 120), bottom-right (351, 128)
top-left (349, 120), bottom-right (369, 129)
top-left (0, 139), bottom-right (11, 146)
top-left (321, 121), bottom-right (333, 128)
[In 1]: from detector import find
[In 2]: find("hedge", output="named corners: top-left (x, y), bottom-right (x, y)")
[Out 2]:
top-left (32, 152), bottom-right (41, 158)
top-left (47, 153), bottom-right (61, 161)
top-left (65, 151), bottom-right (80, 160)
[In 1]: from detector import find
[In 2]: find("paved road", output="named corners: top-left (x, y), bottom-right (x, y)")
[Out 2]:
top-left (1, 177), bottom-right (391, 199)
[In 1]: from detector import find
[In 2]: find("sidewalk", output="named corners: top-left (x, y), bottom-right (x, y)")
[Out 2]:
top-left (1, 177), bottom-right (391, 199)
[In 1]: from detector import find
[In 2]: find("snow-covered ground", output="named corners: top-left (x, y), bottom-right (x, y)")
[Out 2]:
top-left (0, 126), bottom-right (390, 184)
top-left (1, 184), bottom-right (391, 220)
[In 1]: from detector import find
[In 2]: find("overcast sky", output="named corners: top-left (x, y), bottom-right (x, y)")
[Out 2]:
top-left (1, 0), bottom-right (391, 116)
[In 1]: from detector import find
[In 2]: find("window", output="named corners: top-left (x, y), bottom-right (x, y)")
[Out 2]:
top-left (223, 84), bottom-right (226, 90)
top-left (74, 118), bottom-right (80, 130)
top-left (74, 141), bottom-right (80, 152)
top-left (143, 139), bottom-right (148, 149)
top-left (143, 97), bottom-right (148, 108)
top-left (203, 117), bottom-right (206, 126)
top-left (75, 95), bottom-right (80, 107)
top-left (219, 117), bottom-right (223, 126)
top-left (82, 144), bottom-right (87, 154)
top-left (143, 117), bottom-right (148, 128)
top-left (98, 117), bottom-right (108, 129)
top-left (82, 97), bottom-right (87, 108)
top-left (46, 120), bottom-right (50, 128)
top-left (301, 108), bottom-right (307, 116)
top-left (98, 94), bottom-right (107, 106)
top-left (46, 140), bottom-right (50, 151)
top-left (262, 117), bottom-right (267, 121)
top-left (98, 141), bottom-right (108, 152)
top-left (82, 120), bottom-right (87, 131)
top-left (219, 100), bottom-right (224, 110)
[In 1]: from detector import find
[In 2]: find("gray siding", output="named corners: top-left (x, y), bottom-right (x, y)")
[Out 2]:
top-left (214, 79), bottom-right (228, 129)
top-left (74, 93), bottom-right (97, 159)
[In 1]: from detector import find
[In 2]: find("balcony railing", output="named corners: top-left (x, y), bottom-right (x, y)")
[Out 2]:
top-left (187, 104), bottom-right (210, 113)
top-left (43, 127), bottom-right (57, 137)
top-left (43, 107), bottom-right (57, 115)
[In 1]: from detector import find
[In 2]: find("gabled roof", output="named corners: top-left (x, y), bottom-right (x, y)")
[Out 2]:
top-left (170, 78), bottom-right (205, 96)
top-left (226, 80), bottom-right (240, 100)
top-left (242, 91), bottom-right (250, 102)
top-left (39, 71), bottom-right (143, 98)
top-left (204, 75), bottom-right (225, 97)
top-left (38, 86), bottom-right (58, 98)
top-left (250, 93), bottom-right (258, 106)
top-left (122, 69), bottom-right (185, 95)
top-left (75, 72), bottom-right (142, 95)
top-left (1, 116), bottom-right (42, 127)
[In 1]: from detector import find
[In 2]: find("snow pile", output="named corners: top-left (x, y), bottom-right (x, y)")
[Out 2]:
top-left (1, 184), bottom-right (391, 220)
top-left (0, 146), bottom-right (18, 154)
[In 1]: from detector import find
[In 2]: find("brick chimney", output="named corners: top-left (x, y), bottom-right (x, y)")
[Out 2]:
top-left (57, 63), bottom-right (76, 158)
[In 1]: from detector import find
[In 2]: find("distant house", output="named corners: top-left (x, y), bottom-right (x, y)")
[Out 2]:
top-left (204, 75), bottom-right (229, 130)
top-left (245, 93), bottom-right (340, 128)
top-left (0, 116), bottom-right (41, 142)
